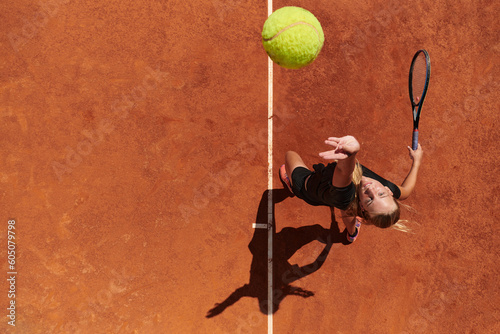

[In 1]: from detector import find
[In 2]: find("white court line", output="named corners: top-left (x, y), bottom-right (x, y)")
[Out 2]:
top-left (267, 1), bottom-right (273, 333)
top-left (253, 223), bottom-right (268, 229)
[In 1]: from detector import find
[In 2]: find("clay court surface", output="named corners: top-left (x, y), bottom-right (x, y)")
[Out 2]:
top-left (1, 0), bottom-right (499, 333)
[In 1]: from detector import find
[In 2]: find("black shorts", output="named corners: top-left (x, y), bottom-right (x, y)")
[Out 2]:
top-left (291, 163), bottom-right (355, 210)
top-left (290, 166), bottom-right (313, 201)
top-left (290, 166), bottom-right (326, 206)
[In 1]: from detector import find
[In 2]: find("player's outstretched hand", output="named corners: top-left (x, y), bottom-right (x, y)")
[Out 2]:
top-left (319, 135), bottom-right (360, 160)
top-left (407, 143), bottom-right (423, 166)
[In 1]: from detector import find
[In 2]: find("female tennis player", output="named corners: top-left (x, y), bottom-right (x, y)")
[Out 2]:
top-left (279, 135), bottom-right (423, 242)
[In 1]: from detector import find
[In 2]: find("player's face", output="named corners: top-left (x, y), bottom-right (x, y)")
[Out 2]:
top-left (358, 177), bottom-right (396, 215)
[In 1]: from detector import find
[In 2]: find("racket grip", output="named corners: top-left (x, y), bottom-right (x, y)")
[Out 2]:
top-left (412, 130), bottom-right (419, 150)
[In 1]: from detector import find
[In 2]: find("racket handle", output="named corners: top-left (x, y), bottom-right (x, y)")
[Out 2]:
top-left (412, 130), bottom-right (419, 150)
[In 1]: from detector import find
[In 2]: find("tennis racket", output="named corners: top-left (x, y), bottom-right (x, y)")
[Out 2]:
top-left (408, 49), bottom-right (431, 150)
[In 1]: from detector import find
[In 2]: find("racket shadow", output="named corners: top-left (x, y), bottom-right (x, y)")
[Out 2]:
top-left (206, 189), bottom-right (352, 318)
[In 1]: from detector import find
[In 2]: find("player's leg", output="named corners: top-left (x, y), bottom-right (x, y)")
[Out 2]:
top-left (284, 151), bottom-right (309, 186)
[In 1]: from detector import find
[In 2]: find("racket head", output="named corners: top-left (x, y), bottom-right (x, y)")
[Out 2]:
top-left (409, 49), bottom-right (431, 121)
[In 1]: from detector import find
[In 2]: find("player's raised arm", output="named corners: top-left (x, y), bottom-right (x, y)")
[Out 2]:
top-left (399, 144), bottom-right (423, 200)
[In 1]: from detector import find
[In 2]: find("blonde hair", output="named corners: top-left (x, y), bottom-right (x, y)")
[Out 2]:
top-left (347, 162), bottom-right (412, 233)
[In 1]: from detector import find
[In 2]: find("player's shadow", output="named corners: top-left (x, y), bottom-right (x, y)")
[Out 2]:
top-left (206, 189), bottom-right (352, 318)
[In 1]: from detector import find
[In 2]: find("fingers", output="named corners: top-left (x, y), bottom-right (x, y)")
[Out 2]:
top-left (326, 136), bottom-right (350, 144)
top-left (319, 150), bottom-right (348, 160)
top-left (407, 144), bottom-right (423, 164)
top-left (324, 138), bottom-right (341, 149)
top-left (322, 135), bottom-right (359, 157)
top-left (407, 144), bottom-right (423, 153)
top-left (324, 140), bottom-right (341, 147)
top-left (407, 146), bottom-right (416, 156)
top-left (324, 139), bottom-right (344, 153)
top-left (319, 151), bottom-right (334, 159)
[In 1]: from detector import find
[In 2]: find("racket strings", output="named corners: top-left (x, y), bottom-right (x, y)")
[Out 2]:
top-left (411, 54), bottom-right (428, 104)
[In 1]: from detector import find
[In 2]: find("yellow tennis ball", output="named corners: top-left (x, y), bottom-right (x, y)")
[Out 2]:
top-left (262, 6), bottom-right (325, 69)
